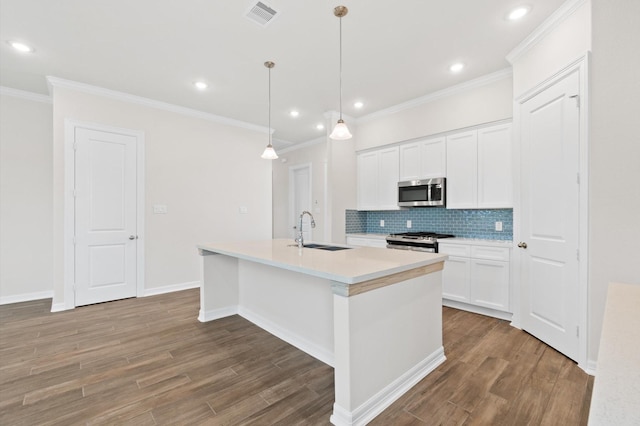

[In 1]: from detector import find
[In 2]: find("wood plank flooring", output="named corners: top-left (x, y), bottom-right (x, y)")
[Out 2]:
top-left (0, 289), bottom-right (593, 425)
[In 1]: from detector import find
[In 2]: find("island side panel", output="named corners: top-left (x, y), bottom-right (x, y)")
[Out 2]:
top-left (331, 271), bottom-right (445, 426)
top-left (237, 259), bottom-right (335, 366)
top-left (199, 251), bottom-right (239, 322)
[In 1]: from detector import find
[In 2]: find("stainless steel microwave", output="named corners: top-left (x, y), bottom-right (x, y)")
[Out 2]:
top-left (398, 178), bottom-right (446, 207)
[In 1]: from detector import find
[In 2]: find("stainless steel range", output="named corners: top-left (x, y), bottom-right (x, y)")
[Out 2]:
top-left (386, 232), bottom-right (455, 253)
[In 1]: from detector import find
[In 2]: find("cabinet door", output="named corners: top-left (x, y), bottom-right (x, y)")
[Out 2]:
top-left (377, 147), bottom-right (400, 210)
top-left (446, 131), bottom-right (478, 209)
top-left (442, 256), bottom-right (471, 303)
top-left (470, 259), bottom-right (510, 312)
top-left (399, 142), bottom-right (422, 181)
top-left (421, 137), bottom-right (446, 178)
top-left (357, 151), bottom-right (379, 210)
top-left (478, 124), bottom-right (512, 208)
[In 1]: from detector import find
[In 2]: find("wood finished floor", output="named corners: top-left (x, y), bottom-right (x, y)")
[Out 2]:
top-left (0, 289), bottom-right (593, 425)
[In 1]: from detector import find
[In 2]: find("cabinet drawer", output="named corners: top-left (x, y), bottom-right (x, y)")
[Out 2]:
top-left (438, 243), bottom-right (471, 257)
top-left (471, 246), bottom-right (510, 261)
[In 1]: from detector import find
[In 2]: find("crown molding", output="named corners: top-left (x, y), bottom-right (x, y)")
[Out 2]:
top-left (45, 76), bottom-right (269, 134)
top-left (506, 0), bottom-right (588, 64)
top-left (0, 86), bottom-right (52, 104)
top-left (356, 68), bottom-right (512, 124)
top-left (277, 136), bottom-right (326, 154)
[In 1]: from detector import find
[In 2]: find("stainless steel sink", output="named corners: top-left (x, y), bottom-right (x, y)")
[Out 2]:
top-left (302, 243), bottom-right (352, 251)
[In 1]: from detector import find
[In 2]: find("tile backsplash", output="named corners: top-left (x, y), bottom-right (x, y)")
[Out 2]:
top-left (346, 208), bottom-right (513, 240)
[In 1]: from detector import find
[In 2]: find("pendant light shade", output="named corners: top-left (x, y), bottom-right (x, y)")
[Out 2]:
top-left (330, 5), bottom-right (352, 141)
top-left (261, 61), bottom-right (278, 159)
top-left (329, 119), bottom-right (352, 140)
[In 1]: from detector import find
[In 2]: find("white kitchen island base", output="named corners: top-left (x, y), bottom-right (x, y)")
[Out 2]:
top-left (198, 239), bottom-right (447, 426)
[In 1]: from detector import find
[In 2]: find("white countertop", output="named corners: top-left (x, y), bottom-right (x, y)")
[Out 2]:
top-left (588, 282), bottom-right (640, 425)
top-left (198, 238), bottom-right (447, 285)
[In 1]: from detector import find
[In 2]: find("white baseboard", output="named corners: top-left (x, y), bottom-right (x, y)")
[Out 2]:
top-left (198, 306), bottom-right (238, 322)
top-left (143, 281), bottom-right (200, 297)
top-left (583, 359), bottom-right (597, 376)
top-left (0, 290), bottom-right (53, 305)
top-left (330, 347), bottom-right (446, 426)
top-left (238, 306), bottom-right (335, 367)
top-left (50, 302), bottom-right (67, 312)
top-left (443, 299), bottom-right (513, 321)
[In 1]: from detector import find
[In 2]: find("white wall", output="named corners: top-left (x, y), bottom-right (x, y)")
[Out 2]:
top-left (589, 0), bottom-right (640, 361)
top-left (49, 85), bottom-right (272, 306)
top-left (0, 93), bottom-right (53, 302)
top-left (356, 75), bottom-right (513, 151)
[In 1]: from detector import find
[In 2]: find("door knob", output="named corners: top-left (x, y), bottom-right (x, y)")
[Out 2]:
top-left (129, 235), bottom-right (137, 240)
top-left (517, 242), bottom-right (528, 249)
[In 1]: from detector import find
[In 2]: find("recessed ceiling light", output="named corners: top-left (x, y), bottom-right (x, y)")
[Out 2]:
top-left (193, 81), bottom-right (208, 90)
top-left (290, 110), bottom-right (300, 117)
top-left (507, 6), bottom-right (531, 20)
top-left (449, 62), bottom-right (465, 73)
top-left (354, 101), bottom-right (364, 109)
top-left (8, 41), bottom-right (34, 53)
top-left (316, 124), bottom-right (325, 130)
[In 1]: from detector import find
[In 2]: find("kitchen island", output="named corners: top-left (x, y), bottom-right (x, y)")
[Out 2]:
top-left (197, 239), bottom-right (447, 426)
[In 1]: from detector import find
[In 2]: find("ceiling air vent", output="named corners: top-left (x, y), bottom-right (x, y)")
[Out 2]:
top-left (245, 1), bottom-right (280, 27)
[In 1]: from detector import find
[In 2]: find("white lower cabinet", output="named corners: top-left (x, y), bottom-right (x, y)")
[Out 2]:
top-left (439, 242), bottom-right (511, 318)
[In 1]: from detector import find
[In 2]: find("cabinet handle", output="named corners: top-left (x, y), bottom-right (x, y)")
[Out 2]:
top-left (517, 242), bottom-right (528, 249)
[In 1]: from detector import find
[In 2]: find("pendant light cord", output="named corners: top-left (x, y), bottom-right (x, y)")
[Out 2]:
top-left (339, 15), bottom-right (343, 121)
top-left (268, 65), bottom-right (272, 147)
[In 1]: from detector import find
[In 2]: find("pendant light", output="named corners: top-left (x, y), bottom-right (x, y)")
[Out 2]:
top-left (261, 61), bottom-right (278, 159)
top-left (329, 5), bottom-right (352, 140)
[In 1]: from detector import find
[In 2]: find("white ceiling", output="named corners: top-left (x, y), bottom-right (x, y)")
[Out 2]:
top-left (0, 0), bottom-right (565, 147)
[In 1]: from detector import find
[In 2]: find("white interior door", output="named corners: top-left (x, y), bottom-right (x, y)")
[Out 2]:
top-left (290, 165), bottom-right (312, 241)
top-left (75, 128), bottom-right (138, 306)
top-left (519, 71), bottom-right (580, 361)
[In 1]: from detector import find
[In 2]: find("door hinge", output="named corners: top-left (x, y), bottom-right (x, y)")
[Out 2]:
top-left (576, 173), bottom-right (580, 185)
top-left (576, 326), bottom-right (580, 338)
top-left (73, 142), bottom-right (78, 150)
top-left (72, 236), bottom-right (76, 245)
top-left (73, 189), bottom-right (78, 198)
top-left (569, 94), bottom-right (580, 108)
top-left (576, 249), bottom-right (580, 261)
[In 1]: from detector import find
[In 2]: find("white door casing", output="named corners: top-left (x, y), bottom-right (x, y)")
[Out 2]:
top-left (518, 70), bottom-right (581, 361)
top-left (63, 120), bottom-right (144, 310)
top-left (289, 164), bottom-right (312, 242)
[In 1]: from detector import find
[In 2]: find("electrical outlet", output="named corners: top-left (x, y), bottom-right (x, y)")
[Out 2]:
top-left (407, 220), bottom-right (412, 228)
top-left (380, 220), bottom-right (385, 227)
top-left (495, 221), bottom-right (503, 231)
top-left (239, 206), bottom-right (248, 214)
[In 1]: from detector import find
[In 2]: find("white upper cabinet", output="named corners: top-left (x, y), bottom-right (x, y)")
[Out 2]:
top-left (446, 130), bottom-right (478, 209)
top-left (357, 146), bottom-right (399, 210)
top-left (399, 137), bottom-right (446, 181)
top-left (446, 123), bottom-right (512, 209)
top-left (477, 124), bottom-right (512, 208)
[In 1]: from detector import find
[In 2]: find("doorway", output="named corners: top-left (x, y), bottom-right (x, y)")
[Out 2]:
top-left (515, 61), bottom-right (588, 365)
top-left (64, 121), bottom-right (144, 308)
top-left (289, 163), bottom-right (313, 242)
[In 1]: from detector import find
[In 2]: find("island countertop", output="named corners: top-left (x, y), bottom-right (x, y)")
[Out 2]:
top-left (197, 238), bottom-right (447, 285)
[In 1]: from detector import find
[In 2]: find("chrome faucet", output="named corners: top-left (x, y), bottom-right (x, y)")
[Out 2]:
top-left (295, 211), bottom-right (316, 248)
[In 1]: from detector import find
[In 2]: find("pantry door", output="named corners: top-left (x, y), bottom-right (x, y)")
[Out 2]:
top-left (518, 70), bottom-right (581, 361)
top-left (74, 127), bottom-right (139, 306)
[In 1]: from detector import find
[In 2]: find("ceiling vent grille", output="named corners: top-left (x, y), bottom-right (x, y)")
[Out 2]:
top-left (245, 1), bottom-right (279, 27)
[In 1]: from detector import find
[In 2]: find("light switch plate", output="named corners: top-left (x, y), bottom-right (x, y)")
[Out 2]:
top-left (153, 204), bottom-right (167, 214)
